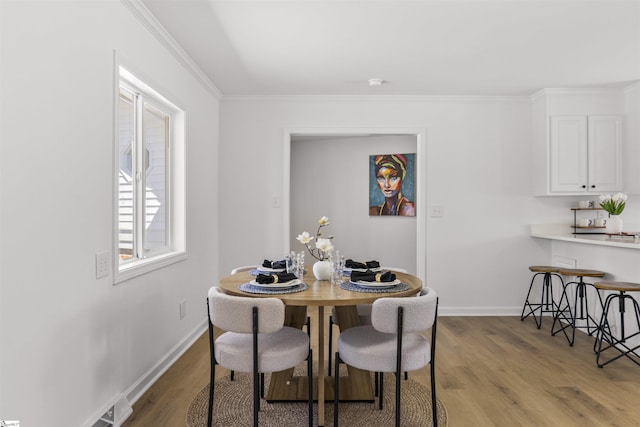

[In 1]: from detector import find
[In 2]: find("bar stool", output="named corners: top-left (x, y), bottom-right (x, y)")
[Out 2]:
top-left (593, 281), bottom-right (640, 368)
top-left (551, 268), bottom-right (606, 346)
top-left (521, 266), bottom-right (564, 329)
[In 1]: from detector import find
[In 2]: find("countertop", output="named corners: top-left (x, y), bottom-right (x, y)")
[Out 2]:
top-left (530, 224), bottom-right (640, 250)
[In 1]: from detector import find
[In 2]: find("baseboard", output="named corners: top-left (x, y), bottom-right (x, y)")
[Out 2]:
top-left (124, 319), bottom-right (207, 408)
top-left (439, 307), bottom-right (522, 316)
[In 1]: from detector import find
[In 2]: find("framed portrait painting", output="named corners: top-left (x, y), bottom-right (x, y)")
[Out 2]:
top-left (369, 153), bottom-right (416, 216)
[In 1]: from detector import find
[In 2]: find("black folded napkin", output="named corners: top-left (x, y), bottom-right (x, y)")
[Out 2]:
top-left (350, 269), bottom-right (396, 283)
top-left (262, 259), bottom-right (286, 269)
top-left (256, 273), bottom-right (297, 284)
top-left (345, 259), bottom-right (380, 269)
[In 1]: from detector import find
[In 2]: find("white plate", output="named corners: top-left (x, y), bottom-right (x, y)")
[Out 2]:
top-left (257, 266), bottom-right (286, 273)
top-left (350, 279), bottom-right (401, 289)
top-left (250, 279), bottom-right (301, 289)
top-left (344, 267), bottom-right (383, 273)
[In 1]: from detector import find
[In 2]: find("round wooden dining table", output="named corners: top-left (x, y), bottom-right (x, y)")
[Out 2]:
top-left (218, 267), bottom-right (422, 427)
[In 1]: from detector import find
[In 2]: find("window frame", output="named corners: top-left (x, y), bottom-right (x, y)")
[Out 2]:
top-left (113, 64), bottom-right (186, 284)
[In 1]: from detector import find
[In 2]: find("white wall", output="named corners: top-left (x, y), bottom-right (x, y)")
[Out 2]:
top-left (290, 135), bottom-right (418, 273)
top-left (625, 83), bottom-right (640, 195)
top-left (219, 96), bottom-right (582, 315)
top-left (0, 1), bottom-right (219, 425)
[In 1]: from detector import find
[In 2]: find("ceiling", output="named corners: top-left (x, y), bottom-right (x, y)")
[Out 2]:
top-left (141, 0), bottom-right (640, 97)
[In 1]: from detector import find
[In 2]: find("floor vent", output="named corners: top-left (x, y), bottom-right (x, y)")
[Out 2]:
top-left (90, 394), bottom-right (132, 427)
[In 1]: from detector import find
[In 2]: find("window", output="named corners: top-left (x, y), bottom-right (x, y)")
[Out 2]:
top-left (115, 66), bottom-right (185, 282)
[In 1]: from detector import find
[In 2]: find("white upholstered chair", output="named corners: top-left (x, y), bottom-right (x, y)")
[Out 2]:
top-left (207, 287), bottom-right (313, 427)
top-left (230, 265), bottom-right (257, 275)
top-left (333, 287), bottom-right (439, 427)
top-left (327, 267), bottom-right (409, 376)
top-left (227, 265), bottom-right (311, 385)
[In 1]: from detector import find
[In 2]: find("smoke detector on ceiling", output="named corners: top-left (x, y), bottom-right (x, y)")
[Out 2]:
top-left (368, 78), bottom-right (385, 86)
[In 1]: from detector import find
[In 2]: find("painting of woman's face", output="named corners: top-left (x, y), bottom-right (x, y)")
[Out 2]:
top-left (369, 153), bottom-right (416, 217)
top-left (376, 166), bottom-right (402, 198)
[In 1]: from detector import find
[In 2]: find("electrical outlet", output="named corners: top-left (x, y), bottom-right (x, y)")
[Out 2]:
top-left (96, 251), bottom-right (110, 279)
top-left (179, 300), bottom-right (187, 319)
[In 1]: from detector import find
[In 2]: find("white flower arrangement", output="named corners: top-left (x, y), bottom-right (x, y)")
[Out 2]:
top-left (296, 216), bottom-right (334, 261)
top-left (599, 193), bottom-right (627, 215)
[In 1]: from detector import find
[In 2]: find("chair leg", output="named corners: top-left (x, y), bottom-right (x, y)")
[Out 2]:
top-left (379, 372), bottom-right (384, 410)
top-left (374, 372), bottom-right (379, 397)
top-left (308, 349), bottom-right (313, 427)
top-left (260, 373), bottom-right (265, 398)
top-left (395, 369), bottom-right (401, 427)
top-left (206, 299), bottom-right (216, 427)
top-left (431, 361), bottom-right (438, 427)
top-left (253, 369), bottom-right (259, 427)
top-left (328, 315), bottom-right (334, 376)
top-left (208, 359), bottom-right (215, 427)
top-left (334, 352), bottom-right (341, 427)
top-left (230, 370), bottom-right (235, 381)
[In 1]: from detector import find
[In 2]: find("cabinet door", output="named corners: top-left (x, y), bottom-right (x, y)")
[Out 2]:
top-left (550, 116), bottom-right (588, 193)
top-left (588, 115), bottom-right (623, 193)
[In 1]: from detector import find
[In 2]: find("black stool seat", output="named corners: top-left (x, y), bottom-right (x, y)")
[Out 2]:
top-left (552, 268), bottom-right (606, 346)
top-left (594, 281), bottom-right (640, 368)
top-left (521, 265), bottom-right (564, 329)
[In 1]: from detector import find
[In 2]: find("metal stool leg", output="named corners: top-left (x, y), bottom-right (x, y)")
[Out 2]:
top-left (521, 272), bottom-right (562, 329)
top-left (552, 277), bottom-right (603, 346)
top-left (551, 280), bottom-right (574, 342)
top-left (595, 292), bottom-right (640, 368)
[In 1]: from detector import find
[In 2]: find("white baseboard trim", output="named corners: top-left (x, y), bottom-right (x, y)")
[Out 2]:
top-left (124, 319), bottom-right (208, 408)
top-left (439, 307), bottom-right (522, 316)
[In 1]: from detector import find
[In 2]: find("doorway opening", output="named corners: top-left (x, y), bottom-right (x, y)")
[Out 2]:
top-left (283, 128), bottom-right (427, 282)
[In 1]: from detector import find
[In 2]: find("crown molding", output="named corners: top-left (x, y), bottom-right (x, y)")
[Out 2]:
top-left (533, 87), bottom-right (626, 96)
top-left (221, 94), bottom-right (531, 104)
top-left (530, 86), bottom-right (633, 102)
top-left (624, 81), bottom-right (640, 93)
top-left (120, 0), bottom-right (223, 99)
top-left (530, 88), bottom-right (547, 102)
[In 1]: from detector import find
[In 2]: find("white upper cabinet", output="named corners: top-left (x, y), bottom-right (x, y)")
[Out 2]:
top-left (588, 116), bottom-right (623, 193)
top-left (531, 89), bottom-right (627, 196)
top-left (549, 115), bottom-right (622, 194)
top-left (550, 116), bottom-right (587, 193)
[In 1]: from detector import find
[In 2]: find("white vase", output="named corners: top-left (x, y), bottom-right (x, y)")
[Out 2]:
top-left (312, 260), bottom-right (332, 281)
top-left (606, 215), bottom-right (623, 234)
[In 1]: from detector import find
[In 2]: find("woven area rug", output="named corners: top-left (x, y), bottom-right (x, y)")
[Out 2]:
top-left (186, 365), bottom-right (447, 427)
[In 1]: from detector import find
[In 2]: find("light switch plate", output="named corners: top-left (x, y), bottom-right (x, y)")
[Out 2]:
top-left (430, 205), bottom-right (444, 217)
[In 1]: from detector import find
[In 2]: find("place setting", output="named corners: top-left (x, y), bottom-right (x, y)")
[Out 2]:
top-left (247, 259), bottom-right (287, 275)
top-left (240, 256), bottom-right (309, 294)
top-left (342, 259), bottom-right (382, 272)
top-left (339, 260), bottom-right (411, 293)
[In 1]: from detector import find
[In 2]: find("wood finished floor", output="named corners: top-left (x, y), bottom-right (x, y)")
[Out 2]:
top-left (122, 311), bottom-right (640, 427)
